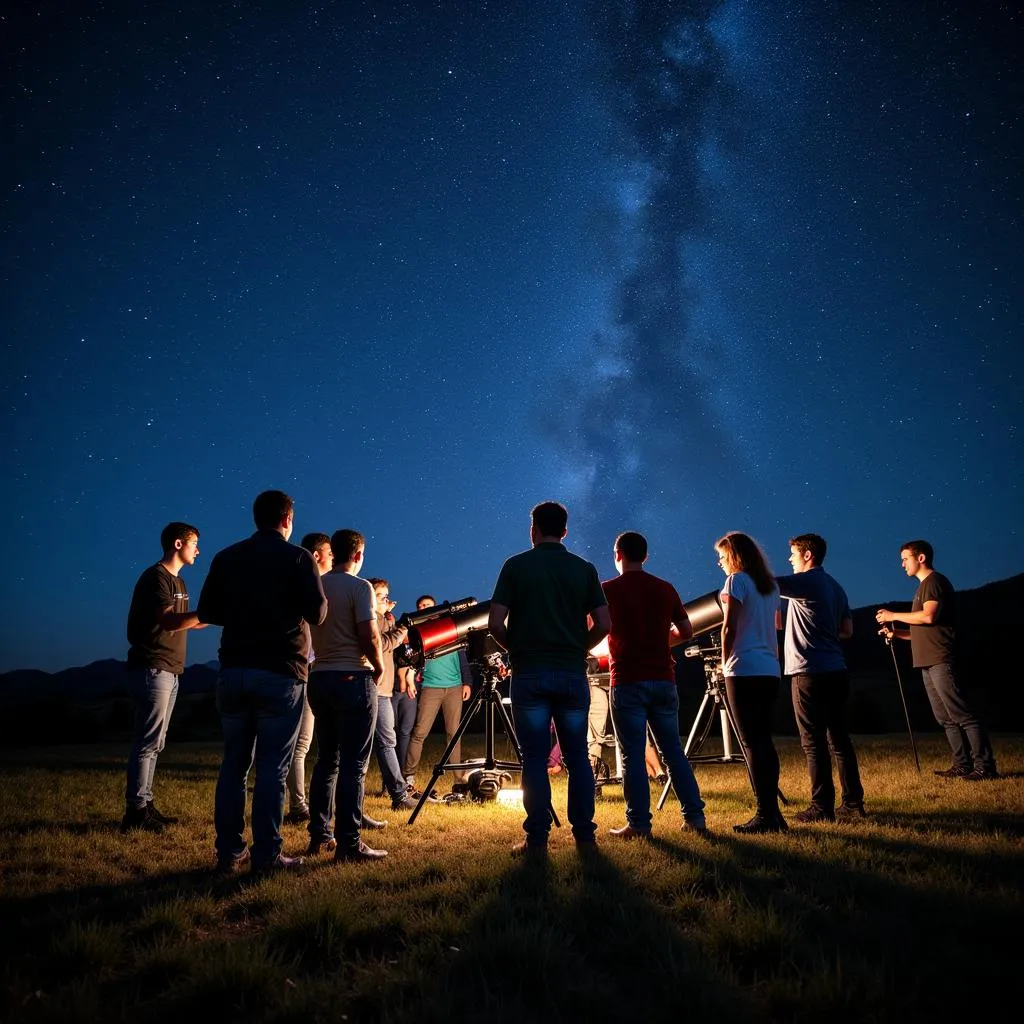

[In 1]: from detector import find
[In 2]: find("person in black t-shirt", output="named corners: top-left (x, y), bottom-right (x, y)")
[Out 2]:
top-left (123, 522), bottom-right (206, 833)
top-left (876, 539), bottom-right (997, 780)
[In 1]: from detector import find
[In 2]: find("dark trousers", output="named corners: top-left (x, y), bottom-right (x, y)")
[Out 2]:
top-left (791, 671), bottom-right (864, 810)
top-left (725, 675), bottom-right (781, 816)
top-left (391, 689), bottom-right (418, 777)
top-left (307, 670), bottom-right (377, 851)
top-left (920, 662), bottom-right (996, 771)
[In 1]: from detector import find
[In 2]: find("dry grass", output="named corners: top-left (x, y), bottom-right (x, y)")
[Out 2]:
top-left (1, 735), bottom-right (1022, 1023)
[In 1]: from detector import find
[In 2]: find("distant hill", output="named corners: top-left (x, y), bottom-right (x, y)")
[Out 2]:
top-left (1, 575), bottom-right (1021, 746)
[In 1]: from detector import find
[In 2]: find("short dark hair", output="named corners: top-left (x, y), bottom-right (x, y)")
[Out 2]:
top-left (330, 529), bottom-right (365, 563)
top-left (160, 522), bottom-right (199, 553)
top-left (415, 594), bottom-right (436, 608)
top-left (300, 532), bottom-right (330, 554)
top-left (253, 490), bottom-right (294, 530)
top-left (531, 501), bottom-right (568, 537)
top-left (900, 539), bottom-right (934, 567)
top-left (789, 533), bottom-right (827, 565)
top-left (368, 577), bottom-right (389, 589)
top-left (614, 531), bottom-right (647, 562)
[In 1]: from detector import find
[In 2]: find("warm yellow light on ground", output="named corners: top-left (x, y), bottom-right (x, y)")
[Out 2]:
top-left (496, 788), bottom-right (524, 807)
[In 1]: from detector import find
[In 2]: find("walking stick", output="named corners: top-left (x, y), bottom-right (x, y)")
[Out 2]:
top-left (883, 631), bottom-right (921, 773)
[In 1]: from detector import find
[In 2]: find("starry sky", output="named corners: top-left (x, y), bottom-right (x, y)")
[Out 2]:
top-left (3, 1), bottom-right (1021, 673)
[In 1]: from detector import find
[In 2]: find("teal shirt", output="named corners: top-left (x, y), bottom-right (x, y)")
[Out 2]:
top-left (491, 542), bottom-right (606, 673)
top-left (421, 650), bottom-right (468, 689)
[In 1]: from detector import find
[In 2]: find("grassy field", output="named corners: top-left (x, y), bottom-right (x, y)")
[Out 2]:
top-left (1, 735), bottom-right (1022, 1024)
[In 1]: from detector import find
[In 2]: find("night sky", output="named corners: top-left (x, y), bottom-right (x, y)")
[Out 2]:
top-left (3, 1), bottom-right (1020, 674)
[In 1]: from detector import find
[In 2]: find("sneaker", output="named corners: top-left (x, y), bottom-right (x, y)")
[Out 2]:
top-left (391, 794), bottom-right (418, 811)
top-left (794, 806), bottom-right (836, 824)
top-left (147, 801), bottom-right (178, 825)
top-left (335, 841), bottom-right (388, 862)
top-left (407, 789), bottom-right (442, 804)
top-left (215, 848), bottom-right (251, 874)
top-left (361, 813), bottom-right (388, 829)
top-left (120, 805), bottom-right (164, 834)
top-left (961, 767), bottom-right (999, 781)
top-left (511, 839), bottom-right (548, 857)
top-left (733, 813), bottom-right (788, 834)
top-left (934, 765), bottom-right (971, 778)
top-left (251, 854), bottom-right (304, 876)
top-left (835, 802), bottom-right (867, 820)
top-left (283, 808), bottom-right (310, 825)
top-left (608, 824), bottom-right (650, 840)
top-left (682, 817), bottom-right (708, 834)
top-left (306, 836), bottom-right (338, 856)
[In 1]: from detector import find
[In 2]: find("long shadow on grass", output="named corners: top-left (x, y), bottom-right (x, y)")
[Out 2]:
top-left (361, 844), bottom-right (765, 1024)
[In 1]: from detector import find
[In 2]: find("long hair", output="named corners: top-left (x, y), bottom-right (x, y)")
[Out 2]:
top-left (716, 531), bottom-right (776, 595)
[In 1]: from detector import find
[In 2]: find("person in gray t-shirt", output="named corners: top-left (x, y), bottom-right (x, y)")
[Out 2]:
top-left (777, 533), bottom-right (864, 822)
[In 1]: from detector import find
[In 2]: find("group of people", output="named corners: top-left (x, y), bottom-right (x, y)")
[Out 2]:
top-left (122, 492), bottom-right (998, 871)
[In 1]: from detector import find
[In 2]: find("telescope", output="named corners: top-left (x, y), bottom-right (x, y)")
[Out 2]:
top-left (682, 588), bottom-right (724, 638)
top-left (396, 597), bottom-right (495, 670)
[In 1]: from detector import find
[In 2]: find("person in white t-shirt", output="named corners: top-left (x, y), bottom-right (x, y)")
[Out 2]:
top-left (716, 531), bottom-right (786, 834)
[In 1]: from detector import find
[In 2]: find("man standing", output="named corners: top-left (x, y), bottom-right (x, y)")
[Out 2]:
top-left (876, 540), bottom-right (997, 780)
top-left (402, 594), bottom-right (473, 798)
top-left (602, 532), bottom-right (706, 838)
top-left (777, 533), bottom-right (865, 821)
top-left (368, 577), bottom-right (417, 811)
top-left (488, 501), bottom-right (610, 854)
top-left (122, 522), bottom-right (206, 833)
top-left (197, 491), bottom-right (327, 875)
top-left (282, 532), bottom-right (334, 825)
top-left (307, 530), bottom-right (388, 861)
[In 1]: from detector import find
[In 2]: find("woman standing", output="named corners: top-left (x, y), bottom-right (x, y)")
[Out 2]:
top-left (716, 531), bottom-right (786, 833)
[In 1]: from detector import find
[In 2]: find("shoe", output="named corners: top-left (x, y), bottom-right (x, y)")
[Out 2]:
top-left (934, 765), bottom-right (971, 778)
top-left (733, 813), bottom-right (788, 834)
top-left (794, 806), bottom-right (836, 824)
top-left (120, 805), bottom-right (164, 834)
top-left (335, 841), bottom-right (388, 862)
top-left (361, 813), bottom-right (388, 829)
top-left (306, 836), bottom-right (338, 856)
top-left (147, 801), bottom-right (178, 825)
top-left (835, 802), bottom-right (867, 820)
top-left (215, 848), bottom-right (251, 874)
top-left (283, 808), bottom-right (310, 825)
top-left (251, 854), bottom-right (304, 876)
top-left (511, 839), bottom-right (548, 857)
top-left (407, 789), bottom-right (442, 804)
top-left (608, 824), bottom-right (650, 840)
top-left (961, 767), bottom-right (999, 781)
top-left (682, 817), bottom-right (708, 834)
top-left (391, 794), bottom-right (418, 811)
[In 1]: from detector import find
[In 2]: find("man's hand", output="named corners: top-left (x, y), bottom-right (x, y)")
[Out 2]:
top-left (875, 609), bottom-right (893, 624)
top-left (462, 685), bottom-right (471, 701)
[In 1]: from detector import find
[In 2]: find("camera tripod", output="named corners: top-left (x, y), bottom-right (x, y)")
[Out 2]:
top-left (407, 650), bottom-right (561, 827)
top-left (656, 641), bottom-right (787, 810)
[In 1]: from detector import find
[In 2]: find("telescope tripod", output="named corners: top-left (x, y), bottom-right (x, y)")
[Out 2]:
top-left (407, 654), bottom-right (561, 827)
top-left (657, 650), bottom-right (787, 810)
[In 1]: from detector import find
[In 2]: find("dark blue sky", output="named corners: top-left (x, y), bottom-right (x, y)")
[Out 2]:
top-left (3, 1), bottom-right (1020, 673)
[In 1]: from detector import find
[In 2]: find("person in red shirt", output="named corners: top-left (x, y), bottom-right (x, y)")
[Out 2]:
top-left (603, 531), bottom-right (706, 837)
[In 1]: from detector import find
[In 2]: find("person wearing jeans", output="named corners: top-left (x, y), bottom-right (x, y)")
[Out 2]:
top-left (123, 522), bottom-right (205, 834)
top-left (197, 490), bottom-right (327, 875)
top-left (877, 540), bottom-right (996, 781)
top-left (306, 528), bottom-right (387, 861)
top-left (777, 533), bottom-right (865, 822)
top-left (488, 501), bottom-right (610, 853)
top-left (603, 531), bottom-right (705, 838)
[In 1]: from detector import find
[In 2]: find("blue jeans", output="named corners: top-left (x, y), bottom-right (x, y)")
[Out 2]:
top-left (375, 693), bottom-right (407, 801)
top-left (214, 668), bottom-right (304, 867)
top-left (307, 671), bottom-right (378, 850)
top-left (611, 680), bottom-right (705, 830)
top-left (391, 689), bottom-right (418, 778)
top-left (125, 668), bottom-right (179, 809)
top-left (921, 662), bottom-right (996, 772)
top-left (511, 668), bottom-right (595, 844)
top-left (286, 691), bottom-right (315, 813)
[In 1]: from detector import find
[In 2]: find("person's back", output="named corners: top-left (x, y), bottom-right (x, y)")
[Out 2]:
top-left (603, 570), bottom-right (680, 685)
top-left (777, 566), bottom-right (849, 676)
